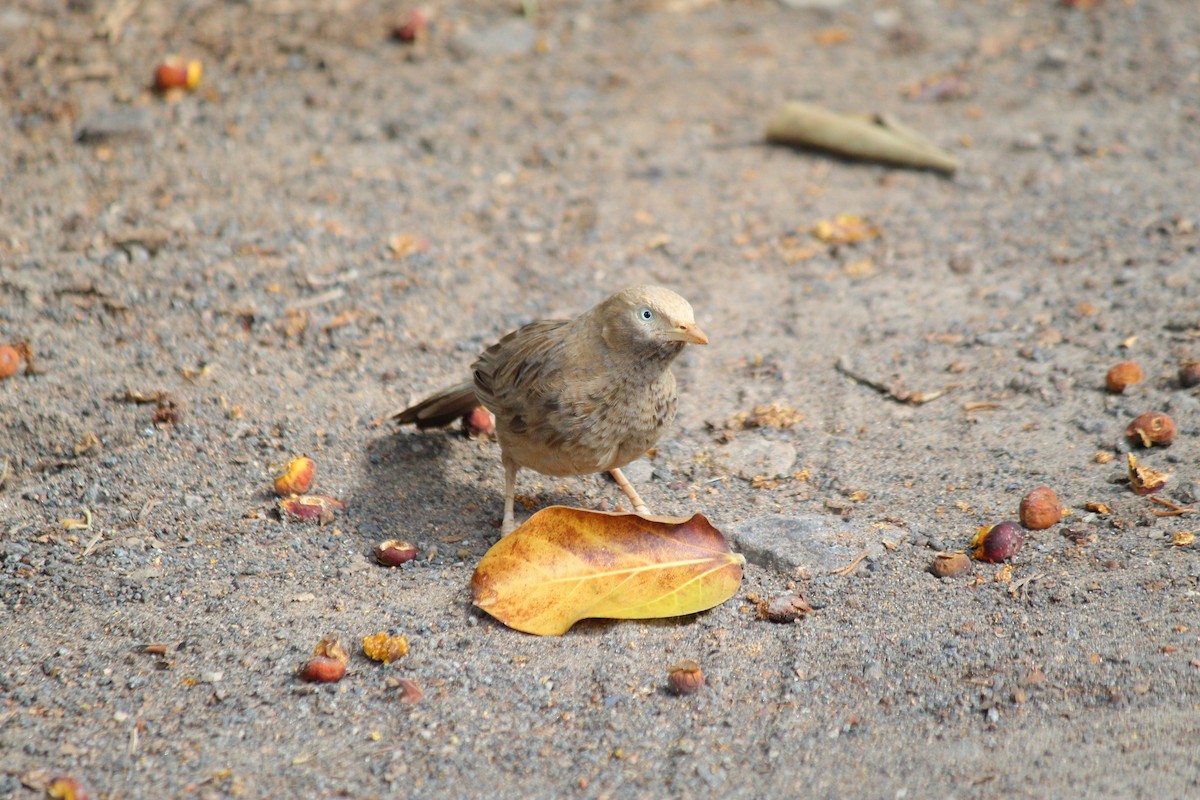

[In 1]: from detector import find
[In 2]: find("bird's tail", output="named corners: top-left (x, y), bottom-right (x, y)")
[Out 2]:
top-left (392, 382), bottom-right (480, 429)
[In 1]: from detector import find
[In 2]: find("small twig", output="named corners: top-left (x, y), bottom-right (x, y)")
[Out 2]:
top-left (831, 548), bottom-right (870, 577)
top-left (79, 531), bottom-right (104, 559)
top-left (1008, 572), bottom-right (1046, 597)
top-left (287, 288), bottom-right (345, 311)
top-left (1148, 496), bottom-right (1195, 517)
top-left (101, 0), bottom-right (140, 43)
top-left (835, 357), bottom-right (956, 405)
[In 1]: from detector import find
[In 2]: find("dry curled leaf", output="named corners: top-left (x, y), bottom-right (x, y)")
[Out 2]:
top-left (470, 507), bottom-right (744, 636)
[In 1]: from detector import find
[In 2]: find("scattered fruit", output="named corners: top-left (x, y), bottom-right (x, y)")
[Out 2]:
top-left (666, 659), bottom-right (705, 695)
top-left (970, 522), bottom-right (1024, 563)
top-left (362, 632), bottom-right (410, 665)
top-left (0, 345), bottom-right (19, 379)
top-left (375, 539), bottom-right (419, 566)
top-left (1125, 412), bottom-right (1176, 448)
top-left (1127, 453), bottom-right (1168, 496)
top-left (1019, 486), bottom-right (1063, 530)
top-left (300, 635), bottom-right (349, 682)
top-left (47, 776), bottom-right (92, 800)
top-left (1180, 361), bottom-right (1200, 389)
top-left (274, 456), bottom-right (317, 496)
top-left (930, 551), bottom-right (972, 578)
top-left (298, 656), bottom-right (346, 683)
top-left (462, 406), bottom-right (495, 439)
top-left (279, 494), bottom-right (345, 524)
top-left (755, 594), bottom-right (813, 622)
top-left (391, 9), bottom-right (428, 42)
top-left (1105, 361), bottom-right (1143, 393)
top-left (153, 57), bottom-right (203, 91)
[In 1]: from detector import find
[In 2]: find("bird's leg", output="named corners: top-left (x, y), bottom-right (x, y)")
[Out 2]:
top-left (609, 467), bottom-right (650, 515)
top-left (501, 456), bottom-right (519, 536)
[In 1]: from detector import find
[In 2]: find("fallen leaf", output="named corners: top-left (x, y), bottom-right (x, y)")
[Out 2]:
top-left (471, 507), bottom-right (744, 636)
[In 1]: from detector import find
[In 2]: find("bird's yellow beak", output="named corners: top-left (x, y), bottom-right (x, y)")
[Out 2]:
top-left (671, 322), bottom-right (709, 345)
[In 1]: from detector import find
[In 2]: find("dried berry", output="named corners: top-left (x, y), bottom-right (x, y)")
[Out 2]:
top-left (1127, 453), bottom-right (1168, 496)
top-left (462, 406), bottom-right (496, 439)
top-left (391, 9), bottom-right (428, 42)
top-left (1105, 361), bottom-right (1144, 394)
top-left (362, 632), bottom-right (409, 665)
top-left (666, 659), bottom-right (705, 695)
top-left (1125, 412), bottom-right (1176, 448)
top-left (930, 551), bottom-right (972, 577)
top-left (1180, 361), bottom-right (1200, 389)
top-left (274, 456), bottom-right (317, 496)
top-left (298, 656), bottom-right (346, 683)
top-left (1019, 486), bottom-right (1062, 530)
top-left (279, 494), bottom-right (345, 524)
top-left (755, 594), bottom-right (813, 622)
top-left (0, 345), bottom-right (19, 379)
top-left (970, 522), bottom-right (1024, 563)
top-left (154, 57), bottom-right (202, 91)
top-left (375, 539), bottom-right (418, 566)
top-left (47, 777), bottom-right (92, 800)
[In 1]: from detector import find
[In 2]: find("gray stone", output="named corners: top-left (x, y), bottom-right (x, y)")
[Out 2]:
top-left (619, 457), bottom-right (654, 485)
top-left (720, 439), bottom-right (797, 480)
top-left (727, 514), bottom-right (858, 575)
top-left (451, 19), bottom-right (537, 58)
top-left (76, 107), bottom-right (153, 143)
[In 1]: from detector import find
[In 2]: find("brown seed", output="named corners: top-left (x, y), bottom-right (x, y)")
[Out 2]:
top-left (362, 631), bottom-right (409, 665)
top-left (970, 522), bottom-right (1024, 563)
top-left (1125, 412), bottom-right (1176, 448)
top-left (1019, 486), bottom-right (1063, 530)
top-left (0, 345), bottom-right (19, 379)
top-left (154, 58), bottom-right (202, 91)
top-left (666, 659), bottom-right (705, 695)
top-left (298, 656), bottom-right (346, 683)
top-left (375, 539), bottom-right (419, 566)
top-left (930, 551), bottom-right (972, 577)
top-left (1105, 361), bottom-right (1144, 393)
top-left (1180, 361), bottom-right (1200, 389)
top-left (274, 456), bottom-right (317, 496)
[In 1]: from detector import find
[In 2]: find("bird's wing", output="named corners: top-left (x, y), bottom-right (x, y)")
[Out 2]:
top-left (472, 319), bottom-right (570, 414)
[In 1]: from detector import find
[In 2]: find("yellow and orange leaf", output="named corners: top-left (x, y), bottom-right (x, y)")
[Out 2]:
top-left (471, 507), bottom-right (744, 636)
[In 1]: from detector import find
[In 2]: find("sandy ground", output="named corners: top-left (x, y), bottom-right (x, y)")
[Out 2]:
top-left (2, 0), bottom-right (1199, 797)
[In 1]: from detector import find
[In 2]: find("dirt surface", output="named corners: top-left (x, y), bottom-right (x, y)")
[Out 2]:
top-left (3, 0), bottom-right (1200, 797)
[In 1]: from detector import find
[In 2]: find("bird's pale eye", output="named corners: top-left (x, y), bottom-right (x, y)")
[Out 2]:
top-left (638, 308), bottom-right (654, 322)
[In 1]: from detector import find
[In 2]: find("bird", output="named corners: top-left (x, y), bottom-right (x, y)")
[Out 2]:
top-left (393, 285), bottom-right (708, 535)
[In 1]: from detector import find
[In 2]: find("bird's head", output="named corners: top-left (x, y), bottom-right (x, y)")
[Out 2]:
top-left (599, 286), bottom-right (708, 357)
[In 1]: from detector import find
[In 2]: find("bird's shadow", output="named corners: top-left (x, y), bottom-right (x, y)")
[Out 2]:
top-left (353, 428), bottom-right (601, 559)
